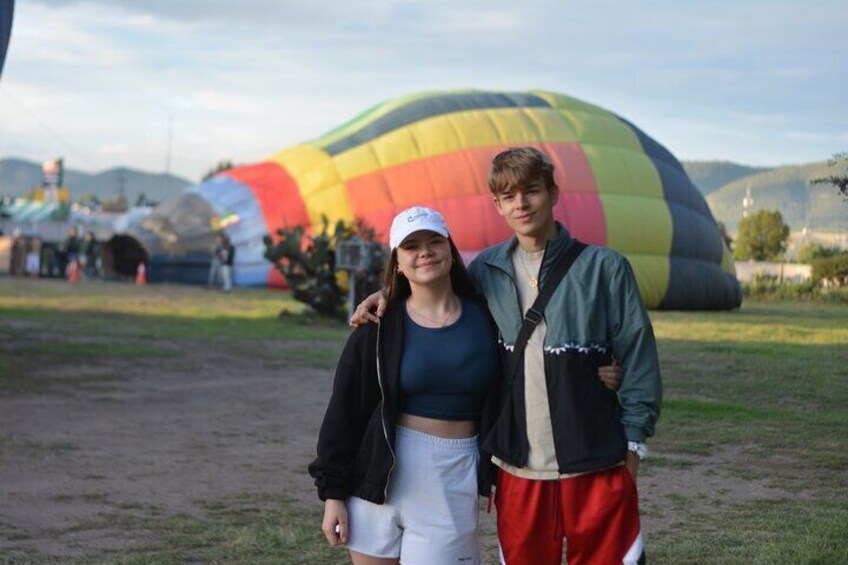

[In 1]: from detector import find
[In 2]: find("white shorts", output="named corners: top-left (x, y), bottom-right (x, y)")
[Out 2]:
top-left (346, 426), bottom-right (481, 564)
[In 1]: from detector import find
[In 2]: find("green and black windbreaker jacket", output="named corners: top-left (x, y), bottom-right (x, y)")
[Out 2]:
top-left (469, 224), bottom-right (662, 475)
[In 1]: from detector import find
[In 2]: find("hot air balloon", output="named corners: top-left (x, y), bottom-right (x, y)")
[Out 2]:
top-left (110, 89), bottom-right (741, 310)
top-left (0, 0), bottom-right (13, 78)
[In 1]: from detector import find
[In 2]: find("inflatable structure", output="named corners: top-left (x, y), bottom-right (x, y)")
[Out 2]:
top-left (116, 89), bottom-right (741, 309)
top-left (0, 0), bottom-right (13, 77)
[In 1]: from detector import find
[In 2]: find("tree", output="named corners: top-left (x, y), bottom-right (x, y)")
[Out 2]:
top-left (202, 160), bottom-right (240, 182)
top-left (733, 209), bottom-right (790, 261)
top-left (811, 151), bottom-right (848, 201)
top-left (797, 242), bottom-right (841, 264)
top-left (716, 221), bottom-right (733, 249)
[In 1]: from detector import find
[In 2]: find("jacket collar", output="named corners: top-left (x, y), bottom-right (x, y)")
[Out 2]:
top-left (484, 222), bottom-right (575, 279)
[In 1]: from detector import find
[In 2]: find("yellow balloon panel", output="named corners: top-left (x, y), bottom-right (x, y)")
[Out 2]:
top-left (267, 145), bottom-right (353, 228)
top-left (623, 253), bottom-right (670, 309)
top-left (599, 193), bottom-right (673, 257)
top-left (618, 151), bottom-right (666, 199)
top-left (581, 145), bottom-right (630, 196)
top-left (332, 108), bottom-right (577, 181)
top-left (557, 110), bottom-right (643, 153)
top-left (532, 91), bottom-right (608, 117)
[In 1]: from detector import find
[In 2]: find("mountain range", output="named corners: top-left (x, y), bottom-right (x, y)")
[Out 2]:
top-left (1, 156), bottom-right (845, 233)
top-left (683, 160), bottom-right (846, 233)
top-left (0, 157), bottom-right (192, 205)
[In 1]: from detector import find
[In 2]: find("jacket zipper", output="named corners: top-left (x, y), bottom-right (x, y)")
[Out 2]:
top-left (375, 320), bottom-right (395, 502)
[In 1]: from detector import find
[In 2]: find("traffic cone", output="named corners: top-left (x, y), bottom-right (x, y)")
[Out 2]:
top-left (67, 259), bottom-right (80, 284)
top-left (136, 262), bottom-right (147, 286)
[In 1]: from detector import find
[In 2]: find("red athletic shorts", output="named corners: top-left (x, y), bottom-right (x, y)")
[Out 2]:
top-left (495, 465), bottom-right (645, 565)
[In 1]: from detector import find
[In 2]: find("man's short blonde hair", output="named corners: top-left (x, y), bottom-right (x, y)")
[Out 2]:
top-left (488, 147), bottom-right (557, 196)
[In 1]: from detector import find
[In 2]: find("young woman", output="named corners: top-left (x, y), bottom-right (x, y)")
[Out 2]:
top-left (308, 206), bottom-right (501, 565)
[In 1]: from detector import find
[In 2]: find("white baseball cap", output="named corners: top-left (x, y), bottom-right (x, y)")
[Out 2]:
top-left (389, 206), bottom-right (450, 250)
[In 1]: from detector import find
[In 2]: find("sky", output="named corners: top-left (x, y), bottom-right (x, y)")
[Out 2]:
top-left (0, 0), bottom-right (845, 182)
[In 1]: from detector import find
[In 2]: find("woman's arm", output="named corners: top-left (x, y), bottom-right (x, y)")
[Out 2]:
top-left (322, 499), bottom-right (349, 546)
top-left (308, 326), bottom-right (381, 500)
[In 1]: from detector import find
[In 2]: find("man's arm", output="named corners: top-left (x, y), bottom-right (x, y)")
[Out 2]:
top-left (348, 290), bottom-right (386, 326)
top-left (625, 451), bottom-right (641, 479)
top-left (351, 254), bottom-right (484, 326)
top-left (605, 256), bottom-right (662, 467)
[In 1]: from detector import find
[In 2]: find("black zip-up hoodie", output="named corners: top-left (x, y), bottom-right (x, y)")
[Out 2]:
top-left (308, 294), bottom-right (502, 504)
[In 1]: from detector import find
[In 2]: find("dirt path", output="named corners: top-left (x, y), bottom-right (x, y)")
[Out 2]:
top-left (0, 337), bottom-right (333, 558)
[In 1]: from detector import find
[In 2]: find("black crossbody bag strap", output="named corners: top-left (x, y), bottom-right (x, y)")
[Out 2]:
top-left (505, 240), bottom-right (587, 384)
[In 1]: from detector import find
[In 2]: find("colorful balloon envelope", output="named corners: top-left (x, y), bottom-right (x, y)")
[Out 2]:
top-left (0, 0), bottom-right (13, 78)
top-left (126, 89), bottom-right (741, 310)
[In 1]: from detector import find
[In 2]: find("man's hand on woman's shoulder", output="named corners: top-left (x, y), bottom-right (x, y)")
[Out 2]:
top-left (349, 290), bottom-right (388, 327)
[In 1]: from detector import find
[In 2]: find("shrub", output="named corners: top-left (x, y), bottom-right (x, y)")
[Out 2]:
top-left (741, 273), bottom-right (819, 301)
top-left (811, 253), bottom-right (848, 287)
top-left (797, 243), bottom-right (841, 264)
top-left (741, 256), bottom-right (848, 303)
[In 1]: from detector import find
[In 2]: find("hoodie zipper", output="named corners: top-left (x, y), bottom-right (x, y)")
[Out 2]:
top-left (375, 320), bottom-right (396, 502)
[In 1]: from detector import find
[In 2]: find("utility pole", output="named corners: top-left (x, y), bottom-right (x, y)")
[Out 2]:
top-left (117, 168), bottom-right (127, 210)
top-left (164, 115), bottom-right (173, 195)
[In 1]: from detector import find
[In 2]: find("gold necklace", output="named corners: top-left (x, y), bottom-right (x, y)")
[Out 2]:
top-left (406, 296), bottom-right (460, 327)
top-left (517, 247), bottom-right (541, 289)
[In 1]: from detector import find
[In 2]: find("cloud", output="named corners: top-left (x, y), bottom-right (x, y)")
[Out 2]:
top-left (784, 131), bottom-right (848, 144)
top-left (30, 0), bottom-right (395, 27)
top-left (96, 143), bottom-right (131, 156)
top-left (5, 0), bottom-right (846, 179)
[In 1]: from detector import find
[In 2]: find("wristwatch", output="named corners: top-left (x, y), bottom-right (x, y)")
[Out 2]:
top-left (627, 441), bottom-right (648, 461)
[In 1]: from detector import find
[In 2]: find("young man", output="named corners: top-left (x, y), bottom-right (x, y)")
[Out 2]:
top-left (352, 147), bottom-right (661, 564)
top-left (471, 147), bottom-right (660, 564)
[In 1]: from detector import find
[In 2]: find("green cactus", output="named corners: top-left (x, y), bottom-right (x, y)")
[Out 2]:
top-left (263, 216), bottom-right (387, 319)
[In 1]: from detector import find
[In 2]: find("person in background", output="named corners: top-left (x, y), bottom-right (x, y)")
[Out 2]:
top-left (208, 233), bottom-right (232, 291)
top-left (61, 227), bottom-right (81, 279)
top-left (81, 231), bottom-right (100, 278)
top-left (220, 234), bottom-right (235, 293)
top-left (42, 243), bottom-right (60, 278)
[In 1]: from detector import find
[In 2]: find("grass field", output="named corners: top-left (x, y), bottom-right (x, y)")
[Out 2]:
top-left (647, 302), bottom-right (848, 564)
top-left (1, 278), bottom-right (846, 564)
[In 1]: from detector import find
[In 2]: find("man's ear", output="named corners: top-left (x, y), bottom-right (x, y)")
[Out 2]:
top-left (493, 195), bottom-right (506, 217)
top-left (549, 186), bottom-right (560, 206)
